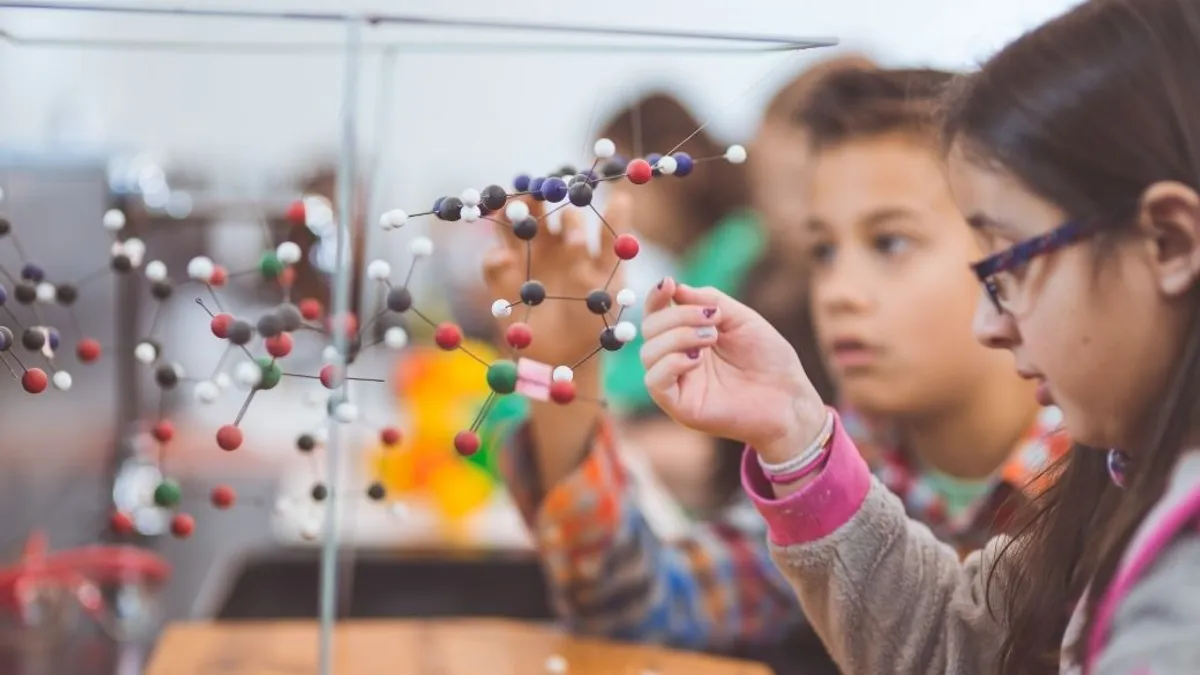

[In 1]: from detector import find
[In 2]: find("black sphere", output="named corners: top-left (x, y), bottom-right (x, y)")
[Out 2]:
top-left (296, 434), bottom-right (316, 452)
top-left (311, 483), bottom-right (329, 502)
top-left (277, 303), bottom-right (303, 332)
top-left (0, 218), bottom-right (9, 237)
top-left (601, 159), bottom-right (626, 179)
top-left (110, 254), bottom-right (132, 274)
top-left (557, 164), bottom-right (577, 178)
top-left (256, 313), bottom-right (283, 339)
top-left (386, 286), bottom-right (413, 313)
top-left (366, 482), bottom-right (386, 501)
top-left (150, 281), bottom-right (173, 301)
top-left (512, 217), bottom-right (538, 241)
top-left (436, 196), bottom-right (464, 222)
top-left (228, 320), bottom-right (253, 346)
top-left (154, 363), bottom-right (181, 389)
top-left (21, 328), bottom-right (44, 351)
top-left (586, 290), bottom-right (612, 315)
top-left (568, 182), bottom-right (594, 207)
top-left (480, 185), bottom-right (508, 211)
top-left (14, 283), bottom-right (36, 305)
top-left (0, 326), bottom-right (11, 351)
top-left (520, 281), bottom-right (547, 306)
top-left (55, 284), bottom-right (78, 306)
top-left (599, 327), bottom-right (623, 352)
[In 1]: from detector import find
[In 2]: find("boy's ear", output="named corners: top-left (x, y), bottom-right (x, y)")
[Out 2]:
top-left (1140, 181), bottom-right (1200, 297)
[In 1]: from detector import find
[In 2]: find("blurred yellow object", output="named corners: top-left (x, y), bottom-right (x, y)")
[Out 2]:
top-left (370, 339), bottom-right (503, 534)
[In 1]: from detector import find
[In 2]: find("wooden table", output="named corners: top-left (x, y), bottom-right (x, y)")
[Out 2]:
top-left (147, 619), bottom-right (772, 675)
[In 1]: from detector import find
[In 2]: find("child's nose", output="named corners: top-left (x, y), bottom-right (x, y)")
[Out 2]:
top-left (972, 291), bottom-right (1019, 349)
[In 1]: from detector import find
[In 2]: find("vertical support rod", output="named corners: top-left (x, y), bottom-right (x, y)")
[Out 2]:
top-left (318, 15), bottom-right (363, 675)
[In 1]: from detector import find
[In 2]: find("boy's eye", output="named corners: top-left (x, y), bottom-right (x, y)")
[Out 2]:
top-left (873, 233), bottom-right (910, 255)
top-left (810, 241), bottom-right (835, 264)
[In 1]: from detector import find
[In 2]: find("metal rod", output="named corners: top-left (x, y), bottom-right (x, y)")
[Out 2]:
top-left (0, 2), bottom-right (837, 50)
top-left (317, 15), bottom-right (362, 675)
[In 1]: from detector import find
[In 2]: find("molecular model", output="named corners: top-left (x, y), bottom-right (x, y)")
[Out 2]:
top-left (0, 137), bottom-right (747, 541)
top-left (375, 138), bottom-right (748, 454)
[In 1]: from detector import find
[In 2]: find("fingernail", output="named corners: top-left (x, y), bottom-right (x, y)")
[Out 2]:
top-left (686, 348), bottom-right (700, 360)
top-left (695, 326), bottom-right (716, 339)
top-left (656, 279), bottom-right (664, 289)
top-left (702, 307), bottom-right (716, 319)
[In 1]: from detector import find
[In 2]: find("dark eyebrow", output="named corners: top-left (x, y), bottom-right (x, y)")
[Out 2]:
top-left (965, 212), bottom-right (1019, 237)
top-left (860, 207), bottom-right (918, 230)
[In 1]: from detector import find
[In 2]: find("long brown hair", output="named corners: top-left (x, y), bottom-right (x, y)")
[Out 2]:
top-left (940, 0), bottom-right (1200, 671)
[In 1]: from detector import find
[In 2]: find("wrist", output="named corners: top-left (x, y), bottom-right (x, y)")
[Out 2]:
top-left (754, 395), bottom-right (829, 465)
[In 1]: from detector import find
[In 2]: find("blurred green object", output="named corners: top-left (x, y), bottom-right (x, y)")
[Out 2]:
top-left (470, 393), bottom-right (530, 478)
top-left (603, 209), bottom-right (765, 415)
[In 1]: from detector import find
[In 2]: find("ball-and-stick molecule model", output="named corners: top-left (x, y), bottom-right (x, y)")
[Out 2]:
top-left (376, 138), bottom-right (747, 453)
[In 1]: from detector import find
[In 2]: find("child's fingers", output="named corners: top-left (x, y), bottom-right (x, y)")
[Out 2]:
top-left (481, 246), bottom-right (517, 291)
top-left (639, 325), bottom-right (718, 369)
top-left (560, 206), bottom-right (589, 263)
top-left (644, 352), bottom-right (704, 403)
top-left (641, 303), bottom-right (720, 341)
top-left (643, 276), bottom-right (678, 317)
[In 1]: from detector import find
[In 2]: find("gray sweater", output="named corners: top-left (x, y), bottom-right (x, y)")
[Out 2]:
top-left (741, 409), bottom-right (1200, 674)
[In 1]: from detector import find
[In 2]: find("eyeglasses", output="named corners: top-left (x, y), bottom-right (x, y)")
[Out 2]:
top-left (969, 219), bottom-right (1095, 313)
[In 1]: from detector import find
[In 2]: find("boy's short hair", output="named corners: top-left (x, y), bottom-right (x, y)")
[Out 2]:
top-left (797, 67), bottom-right (956, 150)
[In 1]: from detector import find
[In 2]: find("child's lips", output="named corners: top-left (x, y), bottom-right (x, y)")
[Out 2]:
top-left (1035, 380), bottom-right (1055, 406)
top-left (829, 339), bottom-right (877, 369)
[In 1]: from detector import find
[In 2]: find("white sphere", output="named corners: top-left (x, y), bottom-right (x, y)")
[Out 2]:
top-left (274, 497), bottom-right (294, 516)
top-left (460, 188), bottom-right (481, 207)
top-left (505, 200), bottom-right (530, 222)
top-left (145, 260), bottom-right (168, 282)
top-left (724, 144), bottom-right (748, 164)
top-left (380, 209), bottom-right (408, 229)
top-left (134, 342), bottom-right (158, 365)
top-left (552, 366), bottom-right (573, 383)
top-left (186, 256), bottom-right (214, 282)
top-left (544, 654), bottom-right (568, 674)
top-left (276, 241), bottom-right (302, 265)
top-left (461, 205), bottom-right (481, 223)
top-left (300, 519), bottom-right (322, 541)
top-left (616, 288), bottom-right (636, 307)
top-left (656, 155), bottom-right (678, 175)
top-left (334, 402), bottom-right (359, 424)
top-left (234, 361), bottom-right (261, 389)
top-left (614, 321), bottom-right (637, 343)
top-left (36, 282), bottom-right (56, 304)
top-left (491, 299), bottom-right (512, 318)
top-left (384, 327), bottom-right (409, 350)
top-left (52, 371), bottom-right (72, 391)
top-left (322, 345), bottom-right (340, 363)
top-left (366, 259), bottom-right (391, 280)
top-left (593, 138), bottom-right (616, 159)
top-left (388, 502), bottom-right (409, 519)
top-left (409, 236), bottom-right (434, 258)
top-left (194, 380), bottom-right (220, 404)
top-left (102, 209), bottom-right (126, 231)
top-left (214, 372), bottom-right (232, 389)
top-left (122, 237), bottom-right (146, 266)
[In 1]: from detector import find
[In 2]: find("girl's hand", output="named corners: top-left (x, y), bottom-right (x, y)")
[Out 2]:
top-left (640, 278), bottom-right (827, 462)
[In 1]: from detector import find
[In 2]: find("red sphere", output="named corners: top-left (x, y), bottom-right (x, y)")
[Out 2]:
top-left (209, 266), bottom-right (228, 287)
top-left (210, 313), bottom-right (234, 339)
top-left (76, 338), bottom-right (102, 364)
top-left (626, 158), bottom-right (653, 185)
top-left (266, 333), bottom-right (294, 358)
top-left (299, 298), bottom-right (322, 321)
top-left (210, 485), bottom-right (236, 509)
top-left (110, 512), bottom-right (135, 535)
top-left (21, 368), bottom-right (47, 394)
top-left (453, 430), bottom-right (481, 456)
top-left (434, 323), bottom-right (463, 351)
top-left (505, 322), bottom-right (533, 350)
top-left (327, 312), bottom-right (358, 338)
top-left (285, 200), bottom-right (307, 225)
top-left (152, 420), bottom-right (175, 444)
top-left (216, 424), bottom-right (243, 451)
top-left (170, 513), bottom-right (195, 539)
top-left (319, 364), bottom-right (342, 389)
top-left (550, 380), bottom-right (576, 405)
top-left (380, 427), bottom-right (402, 446)
top-left (613, 234), bottom-right (640, 261)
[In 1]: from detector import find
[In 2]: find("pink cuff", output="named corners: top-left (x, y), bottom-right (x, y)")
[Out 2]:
top-left (741, 409), bottom-right (872, 546)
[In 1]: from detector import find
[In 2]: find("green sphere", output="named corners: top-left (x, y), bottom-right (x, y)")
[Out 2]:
top-left (257, 357), bottom-right (283, 390)
top-left (259, 251), bottom-right (284, 279)
top-left (154, 479), bottom-right (182, 507)
top-left (486, 359), bottom-right (518, 395)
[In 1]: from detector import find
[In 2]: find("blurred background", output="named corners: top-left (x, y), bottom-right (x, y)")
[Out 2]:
top-left (0, 1), bottom-right (1082, 673)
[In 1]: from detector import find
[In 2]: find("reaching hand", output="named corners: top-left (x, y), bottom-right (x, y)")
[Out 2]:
top-left (639, 278), bottom-right (827, 459)
top-left (481, 193), bottom-right (634, 373)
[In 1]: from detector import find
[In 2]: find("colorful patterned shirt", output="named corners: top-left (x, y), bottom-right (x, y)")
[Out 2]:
top-left (497, 405), bottom-right (1069, 652)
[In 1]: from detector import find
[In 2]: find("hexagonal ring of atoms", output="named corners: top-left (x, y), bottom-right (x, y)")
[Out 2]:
top-left (375, 137), bottom-right (747, 456)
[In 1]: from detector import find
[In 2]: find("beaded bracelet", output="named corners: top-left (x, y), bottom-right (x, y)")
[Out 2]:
top-left (757, 409), bottom-right (834, 485)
